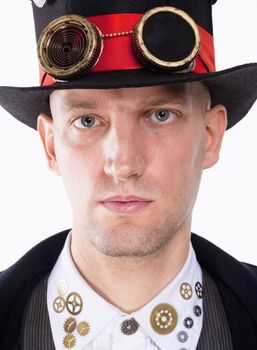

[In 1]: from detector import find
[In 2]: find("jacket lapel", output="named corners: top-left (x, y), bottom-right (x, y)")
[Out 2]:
top-left (192, 233), bottom-right (257, 349)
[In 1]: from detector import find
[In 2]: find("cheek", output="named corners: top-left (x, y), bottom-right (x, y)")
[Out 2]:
top-left (151, 127), bottom-right (205, 196)
top-left (177, 130), bottom-right (206, 203)
top-left (54, 132), bottom-right (103, 206)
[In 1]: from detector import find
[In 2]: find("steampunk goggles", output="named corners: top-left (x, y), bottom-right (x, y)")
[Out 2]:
top-left (38, 6), bottom-right (201, 81)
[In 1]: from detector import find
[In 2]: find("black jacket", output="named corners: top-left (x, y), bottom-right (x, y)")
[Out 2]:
top-left (0, 230), bottom-right (257, 349)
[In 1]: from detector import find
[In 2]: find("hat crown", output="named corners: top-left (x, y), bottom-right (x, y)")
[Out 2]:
top-left (32, 0), bottom-right (215, 41)
top-left (0, 0), bottom-right (255, 132)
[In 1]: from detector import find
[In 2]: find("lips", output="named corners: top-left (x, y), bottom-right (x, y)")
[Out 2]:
top-left (101, 195), bottom-right (152, 214)
top-left (104, 195), bottom-right (150, 202)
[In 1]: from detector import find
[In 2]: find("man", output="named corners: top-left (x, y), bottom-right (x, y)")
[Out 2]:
top-left (0, 1), bottom-right (257, 350)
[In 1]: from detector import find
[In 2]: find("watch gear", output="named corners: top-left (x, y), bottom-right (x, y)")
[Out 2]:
top-left (193, 305), bottom-right (202, 317)
top-left (64, 317), bottom-right (77, 334)
top-left (150, 303), bottom-right (178, 334)
top-left (121, 318), bottom-right (139, 335)
top-left (63, 333), bottom-right (76, 349)
top-left (77, 321), bottom-right (90, 336)
top-left (66, 292), bottom-right (83, 315)
top-left (58, 279), bottom-right (69, 297)
top-left (177, 330), bottom-right (189, 343)
top-left (53, 296), bottom-right (66, 313)
top-left (183, 317), bottom-right (194, 329)
top-left (180, 282), bottom-right (193, 300)
top-left (195, 281), bottom-right (203, 298)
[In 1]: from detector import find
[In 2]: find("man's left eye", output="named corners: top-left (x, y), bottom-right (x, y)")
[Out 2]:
top-left (73, 115), bottom-right (100, 128)
top-left (150, 110), bottom-right (177, 123)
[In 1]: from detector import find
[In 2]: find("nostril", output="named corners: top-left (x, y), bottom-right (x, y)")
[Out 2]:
top-left (104, 157), bottom-right (145, 181)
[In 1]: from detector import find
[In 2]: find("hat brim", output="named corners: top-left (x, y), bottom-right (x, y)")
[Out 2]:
top-left (0, 63), bottom-right (257, 130)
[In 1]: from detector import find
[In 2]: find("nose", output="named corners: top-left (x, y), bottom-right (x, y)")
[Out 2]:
top-left (103, 121), bottom-right (146, 182)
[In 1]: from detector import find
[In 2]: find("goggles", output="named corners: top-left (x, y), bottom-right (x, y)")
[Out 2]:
top-left (38, 6), bottom-right (201, 81)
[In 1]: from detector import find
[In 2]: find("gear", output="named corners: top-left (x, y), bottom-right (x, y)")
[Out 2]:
top-left (63, 334), bottom-right (76, 349)
top-left (177, 330), bottom-right (189, 343)
top-left (150, 303), bottom-right (178, 334)
top-left (66, 292), bottom-right (83, 315)
top-left (195, 281), bottom-right (203, 298)
top-left (121, 318), bottom-right (139, 335)
top-left (77, 321), bottom-right (90, 336)
top-left (193, 305), bottom-right (202, 317)
top-left (180, 282), bottom-right (193, 300)
top-left (64, 317), bottom-right (77, 333)
top-left (53, 296), bottom-right (66, 313)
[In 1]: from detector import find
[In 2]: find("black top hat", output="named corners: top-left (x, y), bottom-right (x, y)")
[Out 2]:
top-left (0, 0), bottom-right (256, 130)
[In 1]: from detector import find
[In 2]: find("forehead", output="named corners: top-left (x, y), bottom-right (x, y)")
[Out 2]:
top-left (50, 83), bottom-right (201, 110)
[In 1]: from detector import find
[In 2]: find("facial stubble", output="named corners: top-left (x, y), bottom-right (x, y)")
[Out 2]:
top-left (79, 190), bottom-right (194, 258)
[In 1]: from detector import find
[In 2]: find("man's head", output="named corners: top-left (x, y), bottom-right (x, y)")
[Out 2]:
top-left (38, 82), bottom-right (227, 257)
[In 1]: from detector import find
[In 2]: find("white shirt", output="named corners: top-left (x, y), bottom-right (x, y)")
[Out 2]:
top-left (47, 234), bottom-right (203, 350)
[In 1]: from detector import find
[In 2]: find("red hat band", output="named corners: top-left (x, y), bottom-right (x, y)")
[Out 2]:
top-left (39, 10), bottom-right (216, 87)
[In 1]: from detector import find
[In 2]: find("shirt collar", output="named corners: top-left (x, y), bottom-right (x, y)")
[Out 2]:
top-left (47, 233), bottom-right (203, 350)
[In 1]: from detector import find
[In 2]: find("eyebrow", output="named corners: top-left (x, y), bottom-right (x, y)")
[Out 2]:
top-left (62, 100), bottom-right (98, 112)
top-left (60, 87), bottom-right (188, 112)
top-left (142, 95), bottom-right (188, 108)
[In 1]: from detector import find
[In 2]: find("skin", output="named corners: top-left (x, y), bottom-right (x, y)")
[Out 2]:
top-left (37, 83), bottom-right (227, 312)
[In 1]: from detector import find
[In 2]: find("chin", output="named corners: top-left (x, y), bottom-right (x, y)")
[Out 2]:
top-left (88, 224), bottom-right (173, 258)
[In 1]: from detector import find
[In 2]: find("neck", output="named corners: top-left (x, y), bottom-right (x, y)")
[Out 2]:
top-left (70, 225), bottom-right (191, 313)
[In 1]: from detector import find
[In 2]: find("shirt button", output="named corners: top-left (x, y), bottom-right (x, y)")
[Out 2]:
top-left (121, 318), bottom-right (139, 335)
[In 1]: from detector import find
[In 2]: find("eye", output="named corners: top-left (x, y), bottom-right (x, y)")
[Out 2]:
top-left (73, 115), bottom-right (100, 128)
top-left (149, 109), bottom-right (177, 123)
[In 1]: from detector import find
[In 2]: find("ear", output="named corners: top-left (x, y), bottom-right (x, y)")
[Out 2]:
top-left (37, 113), bottom-right (60, 175)
top-left (203, 104), bottom-right (227, 169)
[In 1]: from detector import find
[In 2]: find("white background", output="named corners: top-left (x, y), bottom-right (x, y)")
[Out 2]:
top-left (0, 1), bottom-right (256, 270)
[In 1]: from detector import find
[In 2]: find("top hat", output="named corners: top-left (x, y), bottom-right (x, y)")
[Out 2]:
top-left (0, 0), bottom-right (256, 130)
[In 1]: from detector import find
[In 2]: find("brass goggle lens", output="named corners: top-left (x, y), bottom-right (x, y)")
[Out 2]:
top-left (133, 6), bottom-right (200, 72)
top-left (47, 25), bottom-right (88, 68)
top-left (38, 15), bottom-right (103, 80)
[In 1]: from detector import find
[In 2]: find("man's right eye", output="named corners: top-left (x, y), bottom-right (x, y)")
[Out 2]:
top-left (73, 115), bottom-right (100, 128)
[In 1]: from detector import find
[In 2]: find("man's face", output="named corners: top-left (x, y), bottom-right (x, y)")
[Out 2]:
top-left (38, 83), bottom-right (226, 257)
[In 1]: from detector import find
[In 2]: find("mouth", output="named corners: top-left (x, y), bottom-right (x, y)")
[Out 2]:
top-left (101, 195), bottom-right (153, 214)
